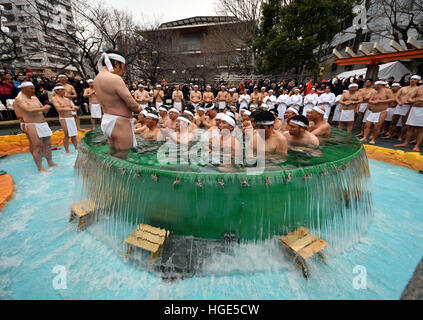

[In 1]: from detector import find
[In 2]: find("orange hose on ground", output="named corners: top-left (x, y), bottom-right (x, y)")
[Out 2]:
top-left (0, 173), bottom-right (14, 212)
top-left (0, 130), bottom-right (88, 156)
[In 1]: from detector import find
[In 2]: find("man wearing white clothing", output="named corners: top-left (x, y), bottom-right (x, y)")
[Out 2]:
top-left (263, 89), bottom-right (277, 108)
top-left (289, 88), bottom-right (303, 111)
top-left (83, 79), bottom-right (102, 129)
top-left (276, 88), bottom-right (290, 120)
top-left (238, 90), bottom-right (250, 110)
top-left (318, 86), bottom-right (336, 121)
top-left (172, 84), bottom-right (184, 112)
top-left (302, 87), bottom-right (319, 116)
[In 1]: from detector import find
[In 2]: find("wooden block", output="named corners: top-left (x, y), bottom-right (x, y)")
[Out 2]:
top-left (136, 230), bottom-right (164, 245)
top-left (289, 234), bottom-right (319, 252)
top-left (138, 224), bottom-right (167, 238)
top-left (70, 200), bottom-right (96, 218)
top-left (281, 227), bottom-right (308, 246)
top-left (298, 239), bottom-right (328, 259)
top-left (125, 235), bottom-right (161, 253)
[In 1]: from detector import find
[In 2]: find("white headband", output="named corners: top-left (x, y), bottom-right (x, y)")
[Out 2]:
top-left (159, 106), bottom-right (167, 112)
top-left (349, 83), bottom-right (358, 88)
top-left (53, 85), bottom-right (64, 92)
top-left (243, 110), bottom-right (251, 116)
top-left (97, 53), bottom-right (126, 72)
top-left (261, 104), bottom-right (269, 109)
top-left (197, 107), bottom-right (205, 112)
top-left (141, 110), bottom-right (148, 116)
top-left (205, 104), bottom-right (215, 111)
top-left (392, 83), bottom-right (401, 87)
top-left (375, 81), bottom-right (386, 85)
top-left (287, 107), bottom-right (299, 115)
top-left (216, 113), bottom-right (225, 120)
top-left (57, 74), bottom-right (67, 78)
top-left (206, 86), bottom-right (211, 88)
top-left (138, 84), bottom-right (144, 87)
top-left (226, 111), bottom-right (235, 118)
top-left (256, 120), bottom-right (275, 125)
top-left (184, 110), bottom-right (194, 117)
top-left (290, 119), bottom-right (308, 128)
top-left (313, 106), bottom-right (326, 115)
top-left (18, 82), bottom-right (34, 89)
top-left (146, 113), bottom-right (158, 120)
top-left (220, 114), bottom-right (236, 127)
top-left (411, 75), bottom-right (421, 80)
top-left (169, 108), bottom-right (180, 114)
top-left (177, 116), bottom-right (192, 125)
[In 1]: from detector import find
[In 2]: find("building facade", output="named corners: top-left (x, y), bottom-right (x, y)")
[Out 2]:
top-left (0, 0), bottom-right (77, 74)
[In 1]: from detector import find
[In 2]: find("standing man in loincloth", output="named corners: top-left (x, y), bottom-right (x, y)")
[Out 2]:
top-left (338, 83), bottom-right (362, 134)
top-left (135, 84), bottom-right (151, 111)
top-left (395, 75), bottom-right (423, 152)
top-left (83, 79), bottom-right (102, 129)
top-left (51, 86), bottom-right (79, 154)
top-left (58, 74), bottom-right (83, 132)
top-left (172, 84), bottom-right (184, 112)
top-left (93, 50), bottom-right (140, 159)
top-left (250, 86), bottom-right (260, 110)
top-left (217, 86), bottom-right (228, 111)
top-left (13, 82), bottom-right (57, 172)
top-left (356, 79), bottom-right (376, 137)
top-left (154, 84), bottom-right (165, 110)
top-left (203, 86), bottom-right (215, 105)
top-left (190, 85), bottom-right (202, 111)
top-left (361, 81), bottom-right (395, 144)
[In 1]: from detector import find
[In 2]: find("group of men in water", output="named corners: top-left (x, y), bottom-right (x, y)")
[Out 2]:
top-left (12, 49), bottom-right (423, 171)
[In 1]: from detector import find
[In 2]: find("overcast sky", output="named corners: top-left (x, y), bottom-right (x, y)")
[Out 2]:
top-left (101, 0), bottom-right (219, 25)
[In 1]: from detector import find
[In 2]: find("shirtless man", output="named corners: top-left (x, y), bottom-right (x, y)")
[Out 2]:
top-left (270, 109), bottom-right (283, 131)
top-left (283, 115), bottom-right (320, 148)
top-left (382, 83), bottom-right (400, 136)
top-left (83, 79), bottom-right (102, 129)
top-left (361, 81), bottom-right (395, 144)
top-left (209, 114), bottom-right (242, 167)
top-left (183, 108), bottom-right (198, 132)
top-left (189, 85), bottom-right (202, 110)
top-left (172, 84), bottom-right (184, 112)
top-left (217, 86), bottom-right (228, 111)
top-left (203, 86), bottom-right (214, 105)
top-left (51, 86), bottom-right (79, 154)
top-left (338, 83), bottom-right (362, 134)
top-left (258, 87), bottom-right (268, 105)
top-left (280, 107), bottom-right (299, 131)
top-left (140, 112), bottom-right (162, 140)
top-left (94, 50), bottom-right (140, 159)
top-left (395, 75), bottom-right (423, 151)
top-left (227, 88), bottom-right (239, 107)
top-left (167, 114), bottom-right (194, 145)
top-left (158, 106), bottom-right (168, 126)
top-left (250, 87), bottom-right (260, 110)
top-left (58, 74), bottom-right (82, 132)
top-left (153, 84), bottom-right (165, 109)
top-left (241, 109), bottom-right (253, 133)
top-left (13, 82), bottom-right (56, 172)
top-left (248, 110), bottom-right (288, 154)
top-left (203, 103), bottom-right (218, 129)
top-left (163, 108), bottom-right (180, 131)
top-left (356, 79), bottom-right (376, 136)
top-left (390, 75), bottom-right (420, 141)
top-left (194, 106), bottom-right (206, 127)
top-left (134, 110), bottom-right (148, 134)
top-left (135, 84), bottom-right (151, 111)
top-left (307, 105), bottom-right (331, 136)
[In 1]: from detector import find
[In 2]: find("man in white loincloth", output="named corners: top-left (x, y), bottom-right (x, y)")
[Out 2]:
top-left (51, 86), bottom-right (79, 154)
top-left (135, 84), bottom-right (151, 111)
top-left (13, 82), bottom-right (57, 172)
top-left (83, 79), bottom-right (102, 129)
top-left (356, 79), bottom-right (376, 137)
top-left (93, 50), bottom-right (140, 159)
top-left (172, 84), bottom-right (184, 112)
top-left (338, 83), bottom-right (362, 134)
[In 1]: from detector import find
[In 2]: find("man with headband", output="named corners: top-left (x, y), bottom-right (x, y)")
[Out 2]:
top-left (83, 79), bottom-right (102, 129)
top-left (153, 84), bottom-right (165, 110)
top-left (356, 79), bottom-right (376, 136)
top-left (51, 85), bottom-right (79, 154)
top-left (302, 87), bottom-right (319, 117)
top-left (283, 115), bottom-right (319, 148)
top-left (158, 105), bottom-right (168, 126)
top-left (307, 105), bottom-right (331, 136)
top-left (202, 103), bottom-right (218, 129)
top-left (217, 86), bottom-right (228, 110)
top-left (172, 84), bottom-right (184, 112)
top-left (163, 107), bottom-right (180, 131)
top-left (317, 86), bottom-right (335, 121)
top-left (203, 86), bottom-right (214, 105)
top-left (241, 109), bottom-right (253, 133)
top-left (361, 81), bottom-right (395, 144)
top-left (57, 74), bottom-right (82, 132)
top-left (289, 88), bottom-right (303, 112)
top-left (13, 82), bottom-right (57, 172)
top-left (384, 83), bottom-right (401, 138)
top-left (238, 89), bottom-right (250, 110)
top-left (339, 83), bottom-right (362, 134)
top-left (247, 110), bottom-right (287, 154)
top-left (139, 112), bottom-right (162, 141)
top-left (189, 85), bottom-right (202, 111)
top-left (395, 75), bottom-right (423, 152)
top-left (276, 88), bottom-right (290, 120)
top-left (227, 88), bottom-right (239, 107)
top-left (194, 105), bottom-right (206, 127)
top-left (135, 84), bottom-right (151, 111)
top-left (281, 107), bottom-right (299, 131)
top-left (94, 50), bottom-right (140, 159)
top-left (167, 114), bottom-right (194, 145)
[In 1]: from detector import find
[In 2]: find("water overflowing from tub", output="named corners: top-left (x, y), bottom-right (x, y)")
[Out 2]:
top-left (74, 128), bottom-right (373, 279)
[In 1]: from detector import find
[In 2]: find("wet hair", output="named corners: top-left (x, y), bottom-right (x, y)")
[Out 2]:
top-left (252, 110), bottom-right (274, 126)
top-left (290, 115), bottom-right (309, 127)
top-left (270, 108), bottom-right (278, 117)
top-left (178, 114), bottom-right (191, 123)
top-left (205, 103), bottom-right (216, 111)
top-left (102, 49), bottom-right (126, 69)
top-left (185, 102), bottom-right (194, 110)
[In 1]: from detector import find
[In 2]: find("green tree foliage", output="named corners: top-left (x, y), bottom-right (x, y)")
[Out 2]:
top-left (255, 0), bottom-right (358, 74)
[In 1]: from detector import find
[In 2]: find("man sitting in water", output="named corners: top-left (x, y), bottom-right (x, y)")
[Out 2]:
top-left (13, 82), bottom-right (57, 172)
top-left (183, 107), bottom-right (198, 133)
top-left (283, 115), bottom-right (320, 148)
top-left (162, 108), bottom-right (180, 130)
top-left (307, 105), bottom-right (331, 136)
top-left (209, 113), bottom-right (241, 162)
top-left (167, 114), bottom-right (194, 145)
top-left (241, 109), bottom-right (253, 133)
top-left (203, 103), bottom-right (218, 129)
top-left (194, 105), bottom-right (206, 127)
top-left (51, 85), bottom-right (79, 154)
top-left (270, 109), bottom-right (283, 131)
top-left (134, 109), bottom-right (148, 134)
top-left (247, 110), bottom-right (288, 155)
top-left (94, 50), bottom-right (140, 159)
top-left (158, 106), bottom-right (168, 126)
top-left (281, 107), bottom-right (299, 131)
top-left (139, 112), bottom-right (162, 140)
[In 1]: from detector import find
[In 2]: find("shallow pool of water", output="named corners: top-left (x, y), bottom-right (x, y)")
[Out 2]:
top-left (0, 150), bottom-right (422, 299)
